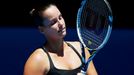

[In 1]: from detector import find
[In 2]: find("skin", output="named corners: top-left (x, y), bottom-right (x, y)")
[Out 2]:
top-left (24, 5), bottom-right (98, 75)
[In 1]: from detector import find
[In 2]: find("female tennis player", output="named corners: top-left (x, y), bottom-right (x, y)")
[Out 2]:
top-left (23, 2), bottom-right (98, 75)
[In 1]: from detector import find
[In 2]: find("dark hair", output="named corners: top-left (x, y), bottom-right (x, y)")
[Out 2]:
top-left (30, 1), bottom-right (56, 26)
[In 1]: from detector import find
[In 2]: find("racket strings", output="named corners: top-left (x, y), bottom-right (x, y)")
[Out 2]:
top-left (81, 7), bottom-right (108, 39)
top-left (83, 23), bottom-right (109, 42)
top-left (81, 17), bottom-right (107, 39)
top-left (91, 0), bottom-right (110, 17)
top-left (80, 1), bottom-right (111, 48)
top-left (82, 35), bottom-right (98, 48)
top-left (81, 32), bottom-right (101, 48)
top-left (83, 28), bottom-right (103, 42)
top-left (80, 1), bottom-right (106, 48)
top-left (82, 30), bottom-right (103, 45)
top-left (81, 23), bottom-right (109, 49)
top-left (81, 4), bottom-right (87, 28)
top-left (80, 1), bottom-right (100, 34)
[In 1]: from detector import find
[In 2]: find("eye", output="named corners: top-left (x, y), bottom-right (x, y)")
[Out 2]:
top-left (49, 19), bottom-right (57, 26)
top-left (59, 14), bottom-right (63, 20)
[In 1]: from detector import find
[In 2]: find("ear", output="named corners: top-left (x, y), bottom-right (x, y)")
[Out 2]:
top-left (29, 8), bottom-right (35, 16)
top-left (38, 26), bottom-right (45, 33)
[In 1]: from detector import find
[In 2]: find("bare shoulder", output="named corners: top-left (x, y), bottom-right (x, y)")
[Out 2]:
top-left (66, 41), bottom-right (90, 56)
top-left (24, 48), bottom-right (49, 75)
top-left (66, 41), bottom-right (82, 54)
top-left (67, 41), bottom-right (80, 45)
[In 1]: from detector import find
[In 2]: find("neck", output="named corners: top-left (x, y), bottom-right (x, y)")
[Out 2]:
top-left (46, 39), bottom-right (67, 56)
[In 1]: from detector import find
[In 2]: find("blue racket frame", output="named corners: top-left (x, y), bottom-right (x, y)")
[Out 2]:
top-left (76, 0), bottom-right (113, 74)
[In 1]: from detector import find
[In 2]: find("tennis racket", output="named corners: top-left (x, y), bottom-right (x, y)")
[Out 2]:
top-left (76, 0), bottom-right (113, 74)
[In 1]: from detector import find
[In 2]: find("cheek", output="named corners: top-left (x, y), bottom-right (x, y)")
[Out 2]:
top-left (45, 30), bottom-right (59, 41)
top-left (44, 29), bottom-right (57, 37)
top-left (51, 24), bottom-right (58, 29)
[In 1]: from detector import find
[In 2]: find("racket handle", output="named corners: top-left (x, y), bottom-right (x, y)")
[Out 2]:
top-left (80, 70), bottom-right (86, 75)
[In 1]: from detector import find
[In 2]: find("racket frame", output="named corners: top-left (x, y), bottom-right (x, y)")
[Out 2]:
top-left (76, 0), bottom-right (113, 73)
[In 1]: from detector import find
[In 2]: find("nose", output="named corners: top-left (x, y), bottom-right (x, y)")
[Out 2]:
top-left (58, 19), bottom-right (63, 28)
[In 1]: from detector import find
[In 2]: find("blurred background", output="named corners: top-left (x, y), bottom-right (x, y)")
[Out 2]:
top-left (0, 0), bottom-right (134, 75)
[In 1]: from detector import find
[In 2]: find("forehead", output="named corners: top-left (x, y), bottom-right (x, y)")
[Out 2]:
top-left (41, 5), bottom-right (61, 20)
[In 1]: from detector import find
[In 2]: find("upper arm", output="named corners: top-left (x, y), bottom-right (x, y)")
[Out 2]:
top-left (24, 49), bottom-right (49, 75)
top-left (84, 48), bottom-right (98, 75)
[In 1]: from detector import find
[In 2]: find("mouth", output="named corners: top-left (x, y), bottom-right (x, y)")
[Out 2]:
top-left (58, 27), bottom-right (66, 33)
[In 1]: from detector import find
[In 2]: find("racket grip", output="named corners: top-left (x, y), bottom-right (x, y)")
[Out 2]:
top-left (80, 70), bottom-right (86, 75)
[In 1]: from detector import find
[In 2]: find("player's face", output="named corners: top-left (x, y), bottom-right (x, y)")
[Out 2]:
top-left (39, 5), bottom-right (66, 41)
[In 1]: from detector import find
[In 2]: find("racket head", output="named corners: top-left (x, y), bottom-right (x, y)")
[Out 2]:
top-left (77, 0), bottom-right (113, 51)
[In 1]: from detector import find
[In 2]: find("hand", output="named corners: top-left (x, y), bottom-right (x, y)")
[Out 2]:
top-left (77, 72), bottom-right (86, 75)
top-left (77, 73), bottom-right (86, 75)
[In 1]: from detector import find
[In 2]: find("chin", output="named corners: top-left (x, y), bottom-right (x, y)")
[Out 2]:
top-left (60, 31), bottom-right (66, 39)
